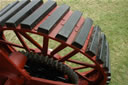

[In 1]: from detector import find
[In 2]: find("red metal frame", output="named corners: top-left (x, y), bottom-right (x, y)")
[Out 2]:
top-left (0, 9), bottom-right (108, 85)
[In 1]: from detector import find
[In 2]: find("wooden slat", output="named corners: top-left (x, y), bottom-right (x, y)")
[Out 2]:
top-left (96, 33), bottom-right (106, 64)
top-left (72, 18), bottom-right (93, 48)
top-left (56, 11), bottom-right (82, 41)
top-left (0, 0), bottom-right (30, 26)
top-left (86, 26), bottom-right (101, 56)
top-left (21, 1), bottom-right (57, 29)
top-left (0, 4), bottom-right (10, 13)
top-left (104, 41), bottom-right (111, 75)
top-left (0, 1), bottom-right (19, 17)
top-left (38, 5), bottom-right (70, 34)
top-left (107, 76), bottom-right (111, 81)
top-left (6, 0), bottom-right (42, 27)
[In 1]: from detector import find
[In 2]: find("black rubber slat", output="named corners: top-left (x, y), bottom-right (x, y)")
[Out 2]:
top-left (0, 0), bottom-right (30, 26)
top-left (21, 1), bottom-right (57, 29)
top-left (107, 76), bottom-right (111, 81)
top-left (106, 81), bottom-right (110, 84)
top-left (0, 1), bottom-right (19, 17)
top-left (56, 11), bottom-right (82, 41)
top-left (0, 4), bottom-right (10, 17)
top-left (86, 26), bottom-right (101, 56)
top-left (96, 33), bottom-right (106, 64)
top-left (38, 5), bottom-right (70, 34)
top-left (6, 0), bottom-right (42, 27)
top-left (104, 41), bottom-right (111, 75)
top-left (72, 18), bottom-right (93, 48)
top-left (0, 4), bottom-right (10, 13)
top-left (107, 76), bottom-right (111, 84)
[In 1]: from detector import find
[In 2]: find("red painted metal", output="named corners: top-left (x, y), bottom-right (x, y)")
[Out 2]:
top-left (14, 31), bottom-right (30, 52)
top-left (42, 37), bottom-right (49, 56)
top-left (9, 52), bottom-right (27, 69)
top-left (50, 44), bottom-right (66, 56)
top-left (59, 50), bottom-right (78, 62)
top-left (19, 32), bottom-right (42, 50)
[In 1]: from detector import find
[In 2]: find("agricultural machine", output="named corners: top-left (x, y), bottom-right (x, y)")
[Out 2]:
top-left (0, 0), bottom-right (111, 85)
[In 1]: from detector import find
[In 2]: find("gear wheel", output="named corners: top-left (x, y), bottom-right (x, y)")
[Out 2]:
top-left (21, 51), bottom-right (79, 84)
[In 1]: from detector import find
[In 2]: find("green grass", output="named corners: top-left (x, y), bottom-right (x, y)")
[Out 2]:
top-left (1, 0), bottom-right (128, 85)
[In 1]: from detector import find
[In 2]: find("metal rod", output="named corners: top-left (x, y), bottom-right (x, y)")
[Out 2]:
top-left (14, 31), bottom-right (30, 52)
top-left (67, 59), bottom-right (95, 68)
top-left (59, 50), bottom-right (78, 62)
top-left (19, 32), bottom-right (42, 50)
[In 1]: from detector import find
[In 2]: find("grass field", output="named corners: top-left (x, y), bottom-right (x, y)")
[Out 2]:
top-left (0, 0), bottom-right (128, 85)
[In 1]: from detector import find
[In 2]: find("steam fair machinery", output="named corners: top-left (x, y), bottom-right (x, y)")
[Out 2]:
top-left (0, 0), bottom-right (111, 85)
